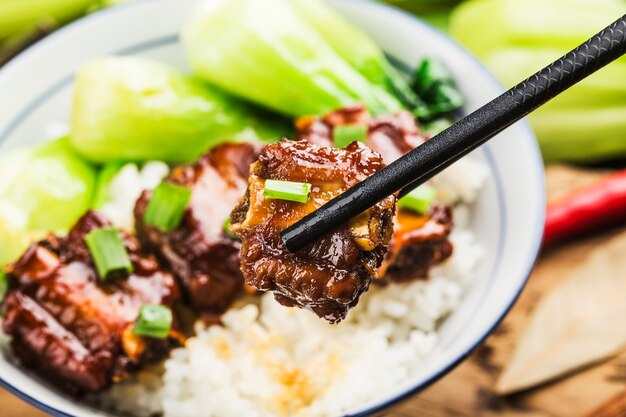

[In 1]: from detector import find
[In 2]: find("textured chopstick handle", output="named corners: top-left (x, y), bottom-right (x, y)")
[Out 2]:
top-left (509, 14), bottom-right (626, 114)
top-left (397, 13), bottom-right (626, 198)
top-left (282, 14), bottom-right (626, 252)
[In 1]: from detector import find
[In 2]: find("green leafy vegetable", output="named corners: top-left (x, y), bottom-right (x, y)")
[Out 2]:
top-left (411, 58), bottom-right (464, 120)
top-left (70, 57), bottom-right (289, 163)
top-left (380, 0), bottom-right (464, 30)
top-left (263, 179), bottom-right (311, 203)
top-left (0, 138), bottom-right (96, 266)
top-left (287, 0), bottom-right (388, 85)
top-left (398, 184), bottom-right (438, 214)
top-left (450, 0), bottom-right (626, 162)
top-left (85, 227), bottom-right (133, 280)
top-left (144, 182), bottom-right (192, 232)
top-left (182, 0), bottom-right (402, 116)
top-left (0, 0), bottom-right (98, 40)
top-left (133, 304), bottom-right (173, 339)
top-left (334, 124), bottom-right (368, 148)
top-left (286, 0), bottom-right (421, 108)
top-left (0, 1), bottom-right (132, 65)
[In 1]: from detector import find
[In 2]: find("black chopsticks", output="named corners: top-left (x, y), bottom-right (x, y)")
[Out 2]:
top-left (281, 14), bottom-right (626, 253)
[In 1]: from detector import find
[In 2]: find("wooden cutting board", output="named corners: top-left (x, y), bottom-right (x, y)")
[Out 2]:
top-left (1, 165), bottom-right (624, 417)
top-left (393, 165), bottom-right (626, 417)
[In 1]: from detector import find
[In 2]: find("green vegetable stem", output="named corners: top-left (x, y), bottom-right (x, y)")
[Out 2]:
top-left (70, 57), bottom-right (289, 163)
top-left (0, 138), bottom-right (96, 266)
top-left (182, 0), bottom-right (403, 117)
top-left (450, 0), bottom-right (626, 162)
top-left (286, 0), bottom-right (422, 109)
top-left (381, 0), bottom-right (464, 29)
top-left (411, 58), bottom-right (464, 120)
top-left (0, 0), bottom-right (123, 65)
top-left (0, 0), bottom-right (99, 41)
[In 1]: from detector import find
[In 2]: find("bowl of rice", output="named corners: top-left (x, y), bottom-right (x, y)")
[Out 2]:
top-left (0, 0), bottom-right (545, 416)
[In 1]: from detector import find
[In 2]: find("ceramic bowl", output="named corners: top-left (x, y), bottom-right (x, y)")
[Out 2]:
top-left (0, 0), bottom-right (545, 415)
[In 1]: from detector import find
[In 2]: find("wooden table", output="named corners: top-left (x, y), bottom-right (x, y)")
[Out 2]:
top-left (2, 166), bottom-right (625, 417)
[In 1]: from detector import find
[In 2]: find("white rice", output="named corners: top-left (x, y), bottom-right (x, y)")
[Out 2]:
top-left (93, 156), bottom-right (487, 417)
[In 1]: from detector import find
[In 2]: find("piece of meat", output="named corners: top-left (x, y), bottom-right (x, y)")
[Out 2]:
top-left (2, 212), bottom-right (182, 395)
top-left (379, 205), bottom-right (453, 282)
top-left (135, 142), bottom-right (262, 314)
top-left (296, 105), bottom-right (454, 282)
top-left (230, 139), bottom-right (396, 323)
top-left (294, 104), bottom-right (369, 147)
top-left (295, 104), bottom-right (424, 161)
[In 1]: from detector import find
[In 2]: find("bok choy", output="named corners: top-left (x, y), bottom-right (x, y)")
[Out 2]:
top-left (285, 0), bottom-right (421, 109)
top-left (450, 0), bottom-right (626, 162)
top-left (0, 0), bottom-right (98, 40)
top-left (182, 0), bottom-right (403, 116)
top-left (70, 57), bottom-right (289, 163)
top-left (0, 138), bottom-right (96, 265)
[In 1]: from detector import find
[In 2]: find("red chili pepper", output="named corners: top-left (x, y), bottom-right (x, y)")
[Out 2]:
top-left (543, 169), bottom-right (626, 247)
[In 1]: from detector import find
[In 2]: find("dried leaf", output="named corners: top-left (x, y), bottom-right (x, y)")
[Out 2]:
top-left (496, 232), bottom-right (626, 394)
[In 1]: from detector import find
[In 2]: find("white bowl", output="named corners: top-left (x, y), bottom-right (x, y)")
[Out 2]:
top-left (0, 0), bottom-right (545, 416)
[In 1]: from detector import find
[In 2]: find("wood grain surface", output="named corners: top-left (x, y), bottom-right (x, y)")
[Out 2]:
top-left (2, 165), bottom-right (625, 417)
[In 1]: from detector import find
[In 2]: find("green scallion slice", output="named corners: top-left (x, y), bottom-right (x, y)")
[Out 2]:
top-left (0, 271), bottom-right (7, 304)
top-left (84, 227), bottom-right (133, 280)
top-left (423, 118), bottom-right (453, 136)
top-left (333, 124), bottom-right (368, 148)
top-left (263, 179), bottom-right (311, 203)
top-left (144, 182), bottom-right (192, 232)
top-left (133, 304), bottom-right (172, 339)
top-left (223, 217), bottom-right (236, 239)
top-left (398, 184), bottom-right (438, 214)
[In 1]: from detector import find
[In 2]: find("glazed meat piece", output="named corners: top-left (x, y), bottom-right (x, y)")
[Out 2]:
top-left (295, 104), bottom-right (424, 161)
top-left (2, 212), bottom-right (182, 394)
top-left (135, 142), bottom-right (261, 314)
top-left (379, 205), bottom-right (453, 282)
top-left (296, 105), bottom-right (454, 282)
top-left (230, 139), bottom-right (396, 323)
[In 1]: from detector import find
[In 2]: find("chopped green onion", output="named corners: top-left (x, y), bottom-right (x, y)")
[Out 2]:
top-left (0, 271), bottom-right (7, 305)
top-left (263, 179), bottom-right (311, 203)
top-left (144, 182), bottom-right (192, 232)
top-left (423, 118), bottom-right (453, 136)
top-left (223, 217), bottom-right (236, 239)
top-left (84, 227), bottom-right (133, 280)
top-left (398, 184), bottom-right (438, 214)
top-left (333, 124), bottom-right (368, 148)
top-left (133, 304), bottom-right (172, 339)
